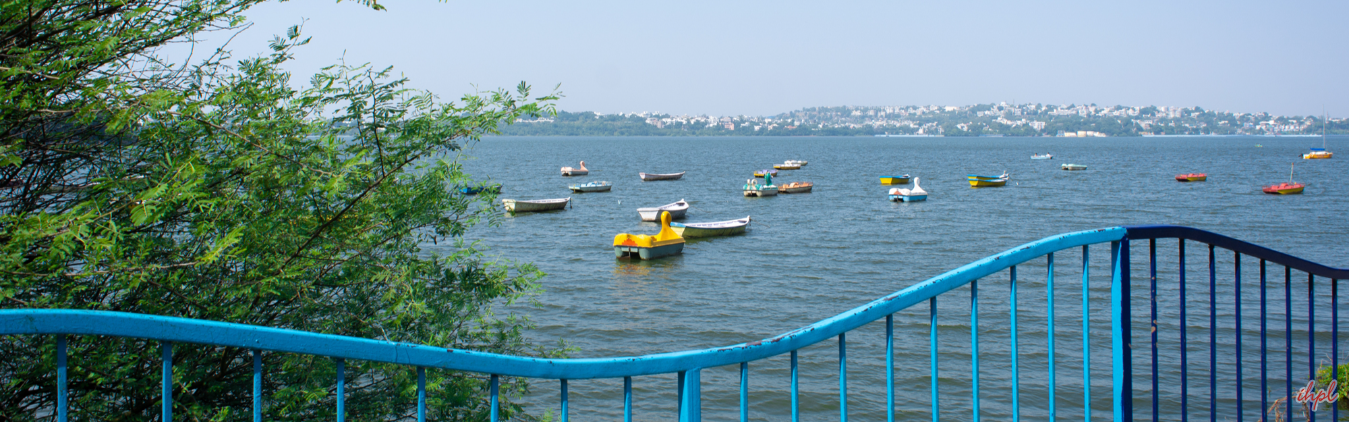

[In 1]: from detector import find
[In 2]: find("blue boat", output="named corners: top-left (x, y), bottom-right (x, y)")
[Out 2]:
top-left (459, 184), bottom-right (502, 195)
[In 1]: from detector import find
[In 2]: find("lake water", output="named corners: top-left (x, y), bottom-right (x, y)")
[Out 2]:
top-left (449, 136), bottom-right (1347, 421)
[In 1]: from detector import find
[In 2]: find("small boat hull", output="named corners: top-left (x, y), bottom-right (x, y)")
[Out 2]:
top-left (1262, 183), bottom-right (1305, 195)
top-left (879, 175), bottom-right (911, 185)
top-left (569, 185), bottom-right (611, 193)
top-left (1303, 152), bottom-right (1332, 159)
top-left (889, 194), bottom-right (927, 202)
top-left (637, 200), bottom-right (689, 221)
top-left (779, 182), bottom-right (813, 194)
top-left (753, 170), bottom-right (778, 178)
top-left (1175, 174), bottom-right (1207, 182)
top-left (1061, 164), bottom-right (1087, 171)
top-left (640, 172), bottom-right (685, 181)
top-left (1031, 154), bottom-right (1053, 160)
top-left (969, 179), bottom-right (1008, 188)
top-left (502, 198), bottom-right (570, 213)
top-left (615, 243), bottom-right (684, 260)
top-left (744, 186), bottom-right (778, 197)
top-left (774, 164), bottom-right (801, 170)
top-left (671, 216), bottom-right (750, 238)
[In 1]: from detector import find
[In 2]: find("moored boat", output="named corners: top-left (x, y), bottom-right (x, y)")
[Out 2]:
top-left (888, 177), bottom-right (928, 201)
top-left (459, 184), bottom-right (501, 195)
top-left (1032, 153), bottom-right (1054, 160)
top-left (561, 161), bottom-right (589, 176)
top-left (879, 174), bottom-right (911, 185)
top-left (779, 181), bottom-right (813, 193)
top-left (640, 171), bottom-right (685, 181)
top-left (671, 216), bottom-right (751, 238)
top-left (1175, 173), bottom-right (1207, 182)
top-left (568, 181), bottom-right (612, 193)
top-left (774, 163), bottom-right (801, 170)
top-left (502, 197), bottom-right (570, 213)
top-left (614, 211), bottom-right (685, 259)
top-left (636, 199), bottom-right (689, 221)
top-left (785, 160), bottom-right (808, 166)
top-left (753, 169), bottom-right (778, 178)
top-left (1303, 115), bottom-right (1332, 159)
top-left (968, 172), bottom-right (1009, 187)
top-left (1263, 163), bottom-right (1304, 195)
top-left (1061, 163), bottom-right (1087, 171)
top-left (743, 174), bottom-right (778, 197)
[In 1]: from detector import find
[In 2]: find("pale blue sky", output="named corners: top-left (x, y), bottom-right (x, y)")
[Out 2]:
top-left (211, 0), bottom-right (1347, 117)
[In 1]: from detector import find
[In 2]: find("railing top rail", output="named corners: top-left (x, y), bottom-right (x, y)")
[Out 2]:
top-left (1125, 225), bottom-right (1349, 279)
top-left (1, 227), bottom-right (1127, 379)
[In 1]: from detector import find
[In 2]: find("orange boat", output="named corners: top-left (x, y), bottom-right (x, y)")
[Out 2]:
top-left (1175, 173), bottom-right (1207, 182)
top-left (1263, 163), bottom-right (1304, 194)
top-left (1262, 182), bottom-right (1304, 195)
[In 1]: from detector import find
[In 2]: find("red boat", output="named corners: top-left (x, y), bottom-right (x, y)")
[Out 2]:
top-left (1262, 182), bottom-right (1304, 195)
top-left (1175, 173), bottom-right (1207, 182)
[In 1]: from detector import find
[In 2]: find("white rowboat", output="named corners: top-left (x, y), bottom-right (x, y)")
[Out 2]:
top-left (671, 216), bottom-right (751, 238)
top-left (640, 172), bottom-right (685, 181)
top-left (637, 199), bottom-right (689, 221)
top-left (502, 197), bottom-right (571, 213)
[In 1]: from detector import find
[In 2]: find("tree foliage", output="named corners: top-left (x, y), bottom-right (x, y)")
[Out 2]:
top-left (1, 0), bottom-right (560, 420)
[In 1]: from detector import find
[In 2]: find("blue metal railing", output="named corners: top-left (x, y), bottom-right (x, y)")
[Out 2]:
top-left (2, 225), bottom-right (1343, 421)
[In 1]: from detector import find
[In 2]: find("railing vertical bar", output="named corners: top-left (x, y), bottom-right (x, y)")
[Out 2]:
top-left (839, 333), bottom-right (847, 422)
top-left (678, 370), bottom-right (685, 417)
top-left (560, 379), bottom-right (568, 422)
top-left (624, 376), bottom-right (633, 422)
top-left (490, 374), bottom-right (500, 422)
top-left (1110, 239), bottom-right (1133, 422)
top-left (886, 314), bottom-right (894, 422)
top-left (1181, 239), bottom-right (1188, 422)
top-left (682, 369), bottom-right (702, 422)
top-left (971, 279), bottom-right (980, 422)
top-left (1150, 239), bottom-right (1158, 422)
top-left (57, 334), bottom-right (67, 422)
top-left (1010, 265), bottom-right (1020, 422)
top-left (1234, 252), bottom-right (1242, 422)
top-left (1285, 266), bottom-right (1292, 422)
top-left (417, 367), bottom-right (426, 422)
top-left (1259, 260), bottom-right (1267, 422)
top-left (1334, 278), bottom-right (1339, 422)
top-left (1307, 273), bottom-right (1315, 422)
top-left (1082, 244), bottom-right (1090, 422)
top-left (1047, 253), bottom-right (1056, 421)
top-left (254, 350), bottom-right (262, 422)
top-left (1214, 242), bottom-right (1224, 420)
top-left (335, 358), bottom-right (344, 422)
top-left (740, 362), bottom-right (748, 422)
top-left (930, 298), bottom-right (939, 422)
top-left (791, 350), bottom-right (799, 422)
top-left (163, 341), bottom-right (173, 422)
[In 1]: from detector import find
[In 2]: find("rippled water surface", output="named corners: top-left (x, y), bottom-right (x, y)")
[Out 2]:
top-left (445, 136), bottom-right (1348, 421)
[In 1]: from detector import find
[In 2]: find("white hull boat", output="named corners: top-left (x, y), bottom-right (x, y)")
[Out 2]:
top-left (502, 197), bottom-right (571, 213)
top-left (636, 199), bottom-right (689, 221)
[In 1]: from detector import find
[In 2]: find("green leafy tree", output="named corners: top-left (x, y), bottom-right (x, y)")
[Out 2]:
top-left (1, 0), bottom-right (561, 420)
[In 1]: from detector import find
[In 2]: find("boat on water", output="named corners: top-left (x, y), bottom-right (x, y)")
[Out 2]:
top-left (888, 177), bottom-right (928, 202)
top-left (1175, 173), bottom-right (1207, 182)
top-left (779, 181), bottom-right (813, 193)
top-left (568, 181), bottom-right (612, 193)
top-left (636, 199), bottom-right (688, 221)
top-left (640, 171), bottom-right (685, 181)
top-left (501, 197), bottom-right (570, 213)
top-left (1263, 163), bottom-right (1304, 195)
top-left (671, 216), bottom-right (751, 238)
top-left (459, 184), bottom-right (501, 195)
top-left (743, 174), bottom-right (778, 197)
top-left (753, 169), bottom-right (778, 177)
top-left (614, 211), bottom-right (685, 260)
top-left (1031, 153), bottom-right (1054, 160)
top-left (1061, 163), bottom-right (1087, 171)
top-left (774, 163), bottom-right (801, 170)
top-left (561, 161), bottom-right (589, 176)
top-left (785, 160), bottom-right (808, 166)
top-left (1303, 114), bottom-right (1333, 159)
top-left (879, 175), bottom-right (911, 185)
top-left (967, 172), bottom-right (1009, 188)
